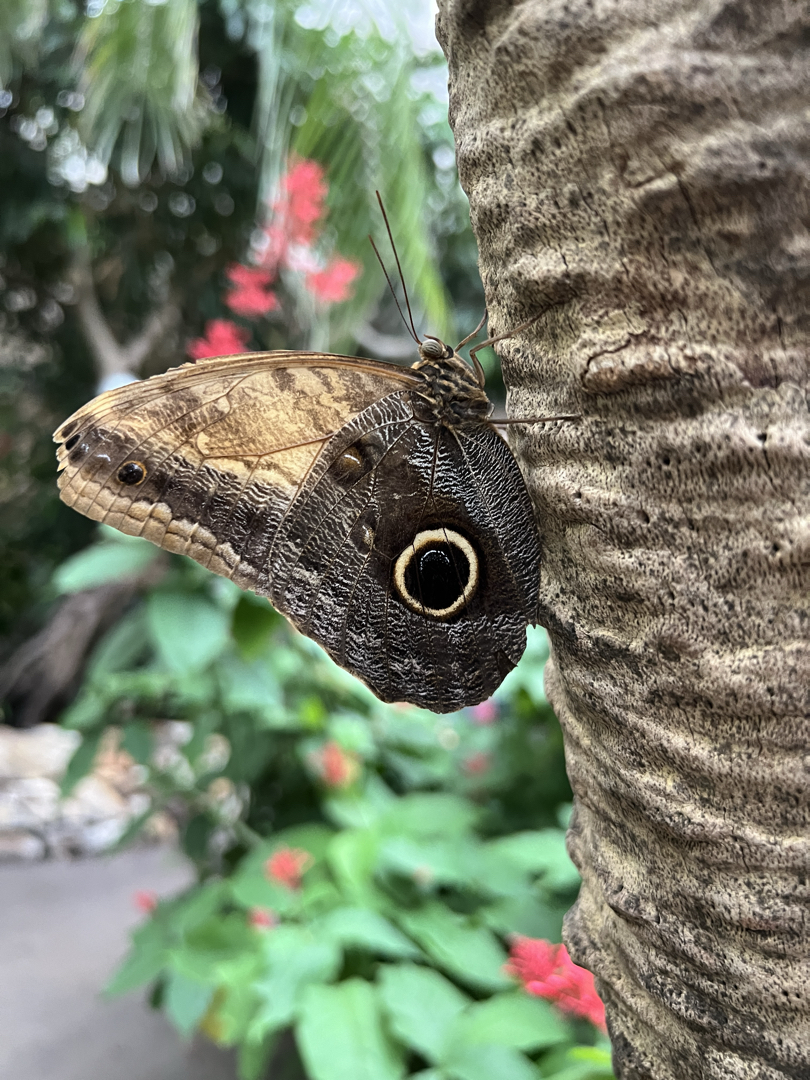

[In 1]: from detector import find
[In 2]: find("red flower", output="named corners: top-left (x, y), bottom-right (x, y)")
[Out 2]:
top-left (133, 890), bottom-right (158, 914)
top-left (312, 741), bottom-right (360, 789)
top-left (282, 159), bottom-right (328, 244)
top-left (248, 907), bottom-right (277, 929)
top-left (506, 937), bottom-right (606, 1031)
top-left (265, 846), bottom-right (313, 890)
top-left (470, 700), bottom-right (498, 725)
top-left (306, 257), bottom-right (361, 304)
top-left (187, 318), bottom-right (250, 359)
top-left (224, 263), bottom-right (279, 317)
top-left (463, 751), bottom-right (491, 776)
top-left (255, 222), bottom-right (290, 275)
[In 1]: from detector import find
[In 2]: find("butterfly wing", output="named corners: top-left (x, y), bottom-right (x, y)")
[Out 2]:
top-left (54, 351), bottom-right (417, 590)
top-left (268, 391), bottom-right (540, 712)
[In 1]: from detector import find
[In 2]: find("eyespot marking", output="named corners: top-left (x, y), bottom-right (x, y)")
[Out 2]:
top-left (340, 446), bottom-right (363, 469)
top-left (393, 528), bottom-right (479, 619)
top-left (64, 433), bottom-right (81, 451)
top-left (330, 437), bottom-right (382, 483)
top-left (117, 461), bottom-right (147, 486)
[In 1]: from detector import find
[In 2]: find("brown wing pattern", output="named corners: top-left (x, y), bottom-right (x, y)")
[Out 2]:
top-left (265, 393), bottom-right (539, 712)
top-left (54, 351), bottom-right (418, 588)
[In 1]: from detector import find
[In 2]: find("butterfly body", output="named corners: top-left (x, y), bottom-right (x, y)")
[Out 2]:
top-left (55, 341), bottom-right (540, 712)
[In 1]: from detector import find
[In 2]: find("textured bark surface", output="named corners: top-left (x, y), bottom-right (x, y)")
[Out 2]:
top-left (436, 2), bottom-right (810, 1078)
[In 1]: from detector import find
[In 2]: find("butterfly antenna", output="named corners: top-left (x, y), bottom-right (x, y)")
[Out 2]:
top-left (375, 191), bottom-right (421, 343)
top-left (368, 235), bottom-right (420, 345)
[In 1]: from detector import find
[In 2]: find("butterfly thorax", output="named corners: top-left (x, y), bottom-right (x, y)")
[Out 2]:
top-left (411, 339), bottom-right (492, 426)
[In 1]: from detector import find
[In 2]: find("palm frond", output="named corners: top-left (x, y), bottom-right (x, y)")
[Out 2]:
top-left (244, 5), bottom-right (453, 352)
top-left (76, 0), bottom-right (210, 185)
top-left (0, 0), bottom-right (48, 88)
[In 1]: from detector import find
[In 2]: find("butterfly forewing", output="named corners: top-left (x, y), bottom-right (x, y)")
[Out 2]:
top-left (55, 352), bottom-right (416, 582)
top-left (268, 392), bottom-right (539, 712)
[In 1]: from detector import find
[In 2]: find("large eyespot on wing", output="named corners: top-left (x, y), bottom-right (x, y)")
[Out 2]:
top-left (393, 528), bottom-right (479, 619)
top-left (53, 351), bottom-right (419, 590)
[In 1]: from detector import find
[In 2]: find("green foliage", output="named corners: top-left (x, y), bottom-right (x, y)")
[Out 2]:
top-left (77, 0), bottom-right (209, 184)
top-left (51, 528), bottom-right (610, 1079)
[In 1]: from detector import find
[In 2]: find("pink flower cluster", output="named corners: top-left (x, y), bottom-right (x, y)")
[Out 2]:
top-left (310, 740), bottom-right (360, 789)
top-left (506, 937), bottom-right (607, 1031)
top-left (188, 158), bottom-right (361, 359)
top-left (264, 845), bottom-right (313, 891)
top-left (132, 890), bottom-right (158, 914)
top-left (248, 907), bottom-right (278, 930)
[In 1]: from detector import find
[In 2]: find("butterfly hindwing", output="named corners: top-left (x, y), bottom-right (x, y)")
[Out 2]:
top-left (268, 390), bottom-right (540, 712)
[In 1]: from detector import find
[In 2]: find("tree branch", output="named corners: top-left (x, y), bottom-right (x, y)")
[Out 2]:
top-left (72, 244), bottom-right (181, 386)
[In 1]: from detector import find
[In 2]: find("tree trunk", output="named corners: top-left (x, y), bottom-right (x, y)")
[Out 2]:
top-left (436, 2), bottom-right (810, 1078)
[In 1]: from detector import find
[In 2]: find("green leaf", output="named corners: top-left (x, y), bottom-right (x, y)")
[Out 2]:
top-left (231, 596), bottom-right (280, 659)
top-left (147, 592), bottom-right (231, 672)
top-left (441, 1043), bottom-right (539, 1080)
top-left (297, 980), bottom-right (404, 1080)
top-left (324, 774), bottom-right (396, 830)
top-left (238, 1035), bottom-right (277, 1080)
top-left (377, 963), bottom-right (469, 1063)
top-left (59, 687), bottom-right (109, 731)
top-left (494, 627), bottom-right (549, 706)
top-left (379, 835), bottom-right (525, 898)
top-left (328, 828), bottom-right (387, 910)
top-left (378, 794), bottom-right (479, 839)
top-left (218, 655), bottom-right (283, 714)
top-left (164, 969), bottom-right (215, 1037)
top-left (105, 926), bottom-right (168, 996)
top-left (483, 893), bottom-right (568, 942)
top-left (541, 1045), bottom-right (615, 1080)
top-left (317, 907), bottom-right (421, 959)
top-left (121, 721), bottom-right (154, 764)
top-left (397, 905), bottom-right (510, 993)
top-left (86, 606), bottom-right (150, 677)
top-left (449, 992), bottom-right (568, 1052)
top-left (59, 728), bottom-right (103, 796)
top-left (53, 540), bottom-right (159, 593)
top-left (168, 882), bottom-right (230, 934)
top-left (378, 836), bottom-right (472, 889)
top-left (488, 831), bottom-right (581, 893)
top-left (249, 925), bottom-right (341, 1039)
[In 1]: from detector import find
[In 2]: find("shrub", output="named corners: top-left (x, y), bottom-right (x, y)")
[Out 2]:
top-left (58, 528), bottom-right (613, 1080)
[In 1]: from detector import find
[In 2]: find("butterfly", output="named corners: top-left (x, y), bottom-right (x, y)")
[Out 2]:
top-left (54, 206), bottom-right (574, 713)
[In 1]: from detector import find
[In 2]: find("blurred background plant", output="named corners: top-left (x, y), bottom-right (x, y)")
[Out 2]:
top-left (0, 2), bottom-right (612, 1078)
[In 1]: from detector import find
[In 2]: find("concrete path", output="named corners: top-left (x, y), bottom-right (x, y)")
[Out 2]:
top-left (0, 846), bottom-right (238, 1080)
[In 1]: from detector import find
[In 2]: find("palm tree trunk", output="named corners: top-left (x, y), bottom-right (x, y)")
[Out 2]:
top-left (436, 2), bottom-right (810, 1077)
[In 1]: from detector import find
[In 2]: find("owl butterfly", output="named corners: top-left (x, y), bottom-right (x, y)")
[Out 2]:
top-left (55, 206), bottom-right (573, 712)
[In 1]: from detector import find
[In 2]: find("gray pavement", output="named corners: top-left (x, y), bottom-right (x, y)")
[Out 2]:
top-left (0, 846), bottom-right (238, 1080)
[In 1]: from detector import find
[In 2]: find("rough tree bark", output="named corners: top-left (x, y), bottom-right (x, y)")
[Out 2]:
top-left (436, 2), bottom-right (809, 1078)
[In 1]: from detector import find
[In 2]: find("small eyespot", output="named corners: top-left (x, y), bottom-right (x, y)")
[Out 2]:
top-left (393, 528), bottom-right (479, 619)
top-left (330, 437), bottom-right (381, 482)
top-left (117, 461), bottom-right (147, 486)
top-left (338, 446), bottom-right (363, 473)
top-left (64, 433), bottom-right (81, 451)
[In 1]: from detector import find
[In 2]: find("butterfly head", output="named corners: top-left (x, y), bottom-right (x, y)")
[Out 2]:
top-left (411, 337), bottom-right (492, 425)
